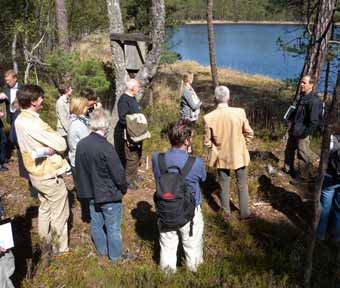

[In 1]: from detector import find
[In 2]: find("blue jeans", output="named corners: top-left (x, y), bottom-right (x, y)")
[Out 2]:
top-left (316, 174), bottom-right (340, 241)
top-left (89, 200), bottom-right (122, 261)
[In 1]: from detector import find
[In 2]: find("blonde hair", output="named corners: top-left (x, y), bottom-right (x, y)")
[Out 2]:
top-left (179, 72), bottom-right (194, 98)
top-left (4, 69), bottom-right (17, 78)
top-left (70, 97), bottom-right (88, 116)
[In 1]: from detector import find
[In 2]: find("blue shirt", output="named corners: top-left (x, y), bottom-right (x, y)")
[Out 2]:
top-left (152, 148), bottom-right (207, 207)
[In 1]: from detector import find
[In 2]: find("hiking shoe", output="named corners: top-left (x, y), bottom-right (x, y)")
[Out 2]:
top-left (0, 165), bottom-right (9, 172)
top-left (240, 213), bottom-right (257, 221)
top-left (289, 177), bottom-right (312, 186)
top-left (222, 212), bottom-right (231, 222)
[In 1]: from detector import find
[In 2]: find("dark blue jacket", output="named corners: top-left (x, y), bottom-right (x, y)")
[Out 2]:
top-left (75, 132), bottom-right (127, 203)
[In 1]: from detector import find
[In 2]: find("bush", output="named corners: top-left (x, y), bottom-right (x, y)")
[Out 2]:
top-left (45, 51), bottom-right (111, 98)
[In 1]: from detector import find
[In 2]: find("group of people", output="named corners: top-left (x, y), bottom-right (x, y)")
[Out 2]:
top-left (0, 69), bottom-right (339, 285)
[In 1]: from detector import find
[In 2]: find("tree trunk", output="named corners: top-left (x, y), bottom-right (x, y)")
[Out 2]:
top-left (106, 0), bottom-right (128, 125)
top-left (206, 0), bottom-right (218, 88)
top-left (294, 0), bottom-right (337, 101)
top-left (12, 33), bottom-right (18, 74)
top-left (136, 0), bottom-right (165, 100)
top-left (55, 0), bottom-right (70, 52)
top-left (304, 68), bottom-right (340, 287)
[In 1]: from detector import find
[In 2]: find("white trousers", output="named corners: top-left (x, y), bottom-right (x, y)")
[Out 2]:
top-left (159, 206), bottom-right (204, 272)
top-left (0, 251), bottom-right (15, 288)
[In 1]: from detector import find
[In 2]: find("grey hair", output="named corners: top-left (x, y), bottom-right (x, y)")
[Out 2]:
top-left (215, 86), bottom-right (230, 103)
top-left (90, 108), bottom-right (111, 132)
top-left (126, 79), bottom-right (140, 91)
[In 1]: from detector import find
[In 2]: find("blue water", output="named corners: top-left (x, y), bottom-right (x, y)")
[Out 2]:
top-left (170, 24), bottom-right (338, 88)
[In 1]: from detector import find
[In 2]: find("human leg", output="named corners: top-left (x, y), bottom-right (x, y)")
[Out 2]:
top-left (30, 177), bottom-right (52, 243)
top-left (218, 169), bottom-right (231, 214)
top-left (89, 200), bottom-right (108, 256)
top-left (45, 177), bottom-right (69, 253)
top-left (0, 127), bottom-right (8, 171)
top-left (283, 134), bottom-right (297, 174)
top-left (296, 137), bottom-right (312, 179)
top-left (31, 177), bottom-right (69, 253)
top-left (236, 167), bottom-right (250, 218)
top-left (332, 186), bottom-right (340, 241)
top-left (0, 251), bottom-right (15, 288)
top-left (101, 202), bottom-right (122, 261)
top-left (159, 229), bottom-right (179, 272)
top-left (180, 206), bottom-right (204, 272)
top-left (316, 175), bottom-right (336, 240)
top-left (124, 142), bottom-right (142, 184)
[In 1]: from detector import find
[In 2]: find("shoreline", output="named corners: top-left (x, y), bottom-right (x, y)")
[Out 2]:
top-left (185, 20), bottom-right (340, 26)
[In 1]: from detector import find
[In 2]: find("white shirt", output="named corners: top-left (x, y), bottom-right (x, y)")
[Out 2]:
top-left (9, 82), bottom-right (18, 113)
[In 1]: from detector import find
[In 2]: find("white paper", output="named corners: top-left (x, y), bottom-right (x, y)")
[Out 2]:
top-left (0, 222), bottom-right (14, 250)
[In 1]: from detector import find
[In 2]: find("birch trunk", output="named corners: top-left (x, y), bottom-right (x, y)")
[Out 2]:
top-left (136, 0), bottom-right (165, 100)
top-left (11, 33), bottom-right (18, 74)
top-left (106, 0), bottom-right (128, 125)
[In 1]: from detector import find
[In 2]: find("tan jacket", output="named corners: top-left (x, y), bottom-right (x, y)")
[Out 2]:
top-left (15, 110), bottom-right (70, 180)
top-left (56, 95), bottom-right (70, 136)
top-left (204, 104), bottom-right (254, 170)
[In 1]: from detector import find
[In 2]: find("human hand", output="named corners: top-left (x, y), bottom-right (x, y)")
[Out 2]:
top-left (0, 246), bottom-right (6, 253)
top-left (0, 93), bottom-right (8, 100)
top-left (0, 112), bottom-right (4, 118)
top-left (47, 148), bottom-right (56, 156)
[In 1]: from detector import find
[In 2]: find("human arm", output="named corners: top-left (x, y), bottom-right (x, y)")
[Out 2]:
top-left (118, 97), bottom-right (129, 126)
top-left (106, 146), bottom-right (128, 195)
top-left (305, 99), bottom-right (322, 136)
top-left (56, 99), bottom-right (70, 132)
top-left (203, 119), bottom-right (212, 148)
top-left (28, 121), bottom-right (67, 154)
top-left (242, 110), bottom-right (254, 145)
top-left (182, 87), bottom-right (201, 110)
top-left (151, 153), bottom-right (161, 181)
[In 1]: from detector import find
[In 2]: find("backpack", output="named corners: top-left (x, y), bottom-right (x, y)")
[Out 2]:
top-left (154, 153), bottom-right (196, 236)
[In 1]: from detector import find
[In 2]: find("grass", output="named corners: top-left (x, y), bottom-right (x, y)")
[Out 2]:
top-left (1, 60), bottom-right (337, 288)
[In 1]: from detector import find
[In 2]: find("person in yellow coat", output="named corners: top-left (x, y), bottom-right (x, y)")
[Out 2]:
top-left (204, 85), bottom-right (254, 221)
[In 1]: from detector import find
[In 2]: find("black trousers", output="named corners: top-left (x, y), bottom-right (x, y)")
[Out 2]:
top-left (0, 126), bottom-right (7, 165)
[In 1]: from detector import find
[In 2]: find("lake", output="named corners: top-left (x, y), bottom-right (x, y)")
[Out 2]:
top-left (170, 24), bottom-right (338, 89)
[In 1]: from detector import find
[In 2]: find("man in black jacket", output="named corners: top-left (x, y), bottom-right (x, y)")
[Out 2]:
top-left (284, 75), bottom-right (322, 181)
top-left (2, 70), bottom-right (20, 124)
top-left (115, 79), bottom-right (143, 190)
top-left (76, 108), bottom-right (127, 262)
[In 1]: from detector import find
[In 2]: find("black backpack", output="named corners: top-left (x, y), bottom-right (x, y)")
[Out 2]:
top-left (154, 153), bottom-right (196, 236)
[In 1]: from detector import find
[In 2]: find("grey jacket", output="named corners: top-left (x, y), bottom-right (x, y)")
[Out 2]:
top-left (67, 115), bottom-right (90, 167)
top-left (179, 85), bottom-right (201, 121)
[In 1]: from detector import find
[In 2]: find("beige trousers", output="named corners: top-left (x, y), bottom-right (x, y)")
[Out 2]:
top-left (30, 175), bottom-right (69, 253)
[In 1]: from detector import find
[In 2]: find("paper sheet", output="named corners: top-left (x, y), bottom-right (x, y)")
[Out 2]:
top-left (0, 221), bottom-right (14, 250)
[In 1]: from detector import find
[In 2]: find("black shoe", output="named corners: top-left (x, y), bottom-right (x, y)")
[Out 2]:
top-left (0, 165), bottom-right (9, 172)
top-left (289, 177), bottom-right (311, 186)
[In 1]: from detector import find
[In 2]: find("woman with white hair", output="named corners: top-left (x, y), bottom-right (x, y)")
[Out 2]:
top-left (75, 108), bottom-right (127, 261)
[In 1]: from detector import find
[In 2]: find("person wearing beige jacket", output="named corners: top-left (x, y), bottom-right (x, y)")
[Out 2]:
top-left (15, 85), bottom-right (70, 255)
top-left (204, 86), bottom-right (254, 221)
